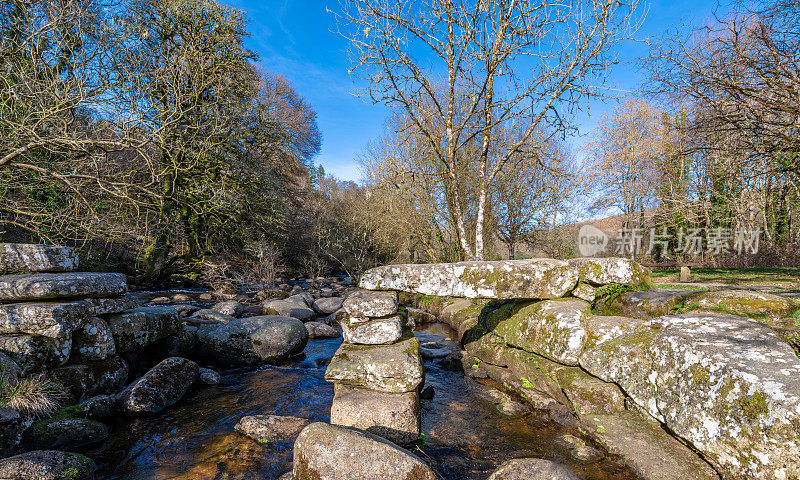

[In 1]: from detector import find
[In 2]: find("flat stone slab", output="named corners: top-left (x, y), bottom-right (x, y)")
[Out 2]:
top-left (568, 257), bottom-right (652, 286)
top-left (331, 384), bottom-right (420, 445)
top-left (0, 333), bottom-right (72, 369)
top-left (0, 272), bottom-right (127, 303)
top-left (342, 316), bottom-right (402, 345)
top-left (598, 289), bottom-right (698, 319)
top-left (343, 290), bottom-right (398, 317)
top-left (0, 294), bottom-right (140, 339)
top-left (0, 243), bottom-right (78, 274)
top-left (581, 313), bottom-right (800, 479)
top-left (693, 289), bottom-right (799, 316)
top-left (0, 301), bottom-right (90, 338)
top-left (359, 259), bottom-right (579, 299)
top-left (472, 299), bottom-right (592, 366)
top-left (325, 334), bottom-right (424, 393)
top-left (583, 412), bottom-right (719, 480)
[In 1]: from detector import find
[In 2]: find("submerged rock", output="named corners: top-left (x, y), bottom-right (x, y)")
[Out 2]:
top-left (198, 367), bottom-right (220, 386)
top-left (581, 313), bottom-right (800, 479)
top-left (487, 458), bottom-right (578, 480)
top-left (325, 335), bottom-right (424, 393)
top-left (0, 450), bottom-right (96, 480)
top-left (359, 259), bottom-right (579, 299)
top-left (292, 422), bottom-right (437, 480)
top-left (199, 316), bottom-right (308, 365)
top-left (235, 414), bottom-right (309, 444)
top-left (117, 357), bottom-right (198, 414)
top-left (330, 384), bottom-right (420, 445)
top-left (304, 321), bottom-right (339, 339)
top-left (584, 412), bottom-right (718, 480)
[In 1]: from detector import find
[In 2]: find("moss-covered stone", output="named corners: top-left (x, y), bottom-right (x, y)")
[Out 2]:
top-left (693, 289), bottom-right (799, 317)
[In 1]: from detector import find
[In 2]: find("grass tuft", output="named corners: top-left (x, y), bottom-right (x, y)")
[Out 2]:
top-left (0, 373), bottom-right (65, 417)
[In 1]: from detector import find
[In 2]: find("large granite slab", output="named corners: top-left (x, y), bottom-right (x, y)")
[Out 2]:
top-left (324, 335), bottom-right (424, 393)
top-left (0, 273), bottom-right (127, 303)
top-left (581, 313), bottom-right (800, 479)
top-left (0, 243), bottom-right (78, 274)
top-left (359, 259), bottom-right (579, 299)
top-left (0, 301), bottom-right (90, 338)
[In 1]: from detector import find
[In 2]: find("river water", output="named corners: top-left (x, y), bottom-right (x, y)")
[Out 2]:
top-left (90, 322), bottom-right (639, 480)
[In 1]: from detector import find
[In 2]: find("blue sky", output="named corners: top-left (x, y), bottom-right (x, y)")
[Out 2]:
top-left (224, 0), bottom-right (723, 182)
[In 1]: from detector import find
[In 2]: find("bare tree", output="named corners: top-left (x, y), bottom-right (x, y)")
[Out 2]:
top-left (494, 129), bottom-right (577, 259)
top-left (591, 98), bottom-right (663, 236)
top-left (337, 0), bottom-right (643, 260)
top-left (646, 0), bottom-right (800, 175)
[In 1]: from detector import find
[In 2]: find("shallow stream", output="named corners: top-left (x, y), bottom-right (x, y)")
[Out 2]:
top-left (90, 322), bottom-right (639, 480)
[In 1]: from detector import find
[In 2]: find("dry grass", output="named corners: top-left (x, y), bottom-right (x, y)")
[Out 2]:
top-left (0, 374), bottom-right (65, 416)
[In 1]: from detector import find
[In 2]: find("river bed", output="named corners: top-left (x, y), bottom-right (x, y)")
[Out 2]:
top-left (90, 322), bottom-right (639, 480)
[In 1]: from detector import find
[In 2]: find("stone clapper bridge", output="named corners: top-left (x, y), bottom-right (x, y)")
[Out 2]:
top-left (320, 257), bottom-right (800, 480)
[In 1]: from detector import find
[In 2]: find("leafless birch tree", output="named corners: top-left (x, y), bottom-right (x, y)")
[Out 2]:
top-left (337, 0), bottom-right (643, 260)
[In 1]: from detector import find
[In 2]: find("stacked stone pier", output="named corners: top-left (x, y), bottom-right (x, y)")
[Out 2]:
top-left (324, 290), bottom-right (424, 445)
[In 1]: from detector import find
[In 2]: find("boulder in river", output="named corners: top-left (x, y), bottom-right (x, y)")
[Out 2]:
top-left (304, 321), bottom-right (340, 339)
top-left (263, 299), bottom-right (315, 322)
top-left (330, 385), bottom-right (420, 445)
top-left (211, 300), bottom-right (243, 317)
top-left (116, 356), bottom-right (198, 414)
top-left (313, 296), bottom-right (343, 314)
top-left (292, 422), bottom-right (437, 480)
top-left (199, 316), bottom-right (308, 366)
top-left (235, 414), bottom-right (310, 444)
top-left (487, 458), bottom-right (578, 480)
top-left (0, 450), bottom-right (96, 480)
top-left (24, 417), bottom-right (108, 450)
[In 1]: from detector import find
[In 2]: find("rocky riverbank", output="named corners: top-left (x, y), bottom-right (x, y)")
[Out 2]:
top-left (399, 260), bottom-right (800, 480)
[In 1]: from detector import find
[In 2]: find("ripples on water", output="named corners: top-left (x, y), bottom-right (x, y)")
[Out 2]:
top-left (90, 323), bottom-right (639, 480)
